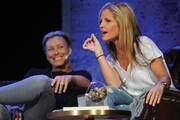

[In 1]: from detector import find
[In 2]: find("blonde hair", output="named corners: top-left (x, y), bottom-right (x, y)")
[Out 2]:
top-left (99, 2), bottom-right (142, 65)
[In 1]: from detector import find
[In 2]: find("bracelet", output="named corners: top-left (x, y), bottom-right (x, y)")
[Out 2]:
top-left (159, 81), bottom-right (168, 88)
top-left (96, 54), bottom-right (104, 59)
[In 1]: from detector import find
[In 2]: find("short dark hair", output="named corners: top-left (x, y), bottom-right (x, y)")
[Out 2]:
top-left (42, 30), bottom-right (71, 52)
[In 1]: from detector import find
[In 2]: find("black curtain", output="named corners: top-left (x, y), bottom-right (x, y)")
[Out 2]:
top-left (0, 0), bottom-right (62, 80)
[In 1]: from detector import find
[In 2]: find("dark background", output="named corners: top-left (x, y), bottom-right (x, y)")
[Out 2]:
top-left (0, 0), bottom-right (62, 80)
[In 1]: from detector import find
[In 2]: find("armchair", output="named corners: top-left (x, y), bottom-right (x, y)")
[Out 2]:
top-left (140, 45), bottom-right (180, 120)
top-left (140, 89), bottom-right (180, 120)
top-left (164, 45), bottom-right (180, 89)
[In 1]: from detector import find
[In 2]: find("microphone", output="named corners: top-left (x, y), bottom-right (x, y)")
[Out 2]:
top-left (64, 49), bottom-right (72, 60)
top-left (65, 55), bottom-right (68, 60)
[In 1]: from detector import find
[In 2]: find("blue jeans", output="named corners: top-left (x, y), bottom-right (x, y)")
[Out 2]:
top-left (104, 86), bottom-right (133, 111)
top-left (0, 75), bottom-right (55, 120)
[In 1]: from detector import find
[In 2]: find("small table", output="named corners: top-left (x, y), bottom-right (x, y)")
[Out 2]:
top-left (47, 109), bottom-right (131, 120)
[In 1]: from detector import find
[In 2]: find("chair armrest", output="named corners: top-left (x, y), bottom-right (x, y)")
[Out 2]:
top-left (140, 90), bottom-right (180, 120)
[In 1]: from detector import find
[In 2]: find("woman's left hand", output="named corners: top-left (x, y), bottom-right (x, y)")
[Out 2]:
top-left (51, 75), bottom-right (72, 94)
top-left (11, 109), bottom-right (22, 120)
top-left (145, 83), bottom-right (165, 106)
top-left (14, 112), bottom-right (22, 120)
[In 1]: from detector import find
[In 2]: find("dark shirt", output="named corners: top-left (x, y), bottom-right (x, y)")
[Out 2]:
top-left (24, 67), bottom-right (92, 109)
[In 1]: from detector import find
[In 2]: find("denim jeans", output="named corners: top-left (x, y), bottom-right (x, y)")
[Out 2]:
top-left (104, 86), bottom-right (133, 111)
top-left (0, 75), bottom-right (55, 120)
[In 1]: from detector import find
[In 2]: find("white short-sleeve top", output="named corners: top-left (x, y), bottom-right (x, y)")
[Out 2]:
top-left (106, 36), bottom-right (176, 97)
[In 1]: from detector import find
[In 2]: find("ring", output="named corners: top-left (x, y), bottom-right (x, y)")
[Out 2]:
top-left (60, 82), bottom-right (64, 85)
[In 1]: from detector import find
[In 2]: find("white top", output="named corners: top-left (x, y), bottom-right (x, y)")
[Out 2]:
top-left (106, 36), bottom-right (176, 97)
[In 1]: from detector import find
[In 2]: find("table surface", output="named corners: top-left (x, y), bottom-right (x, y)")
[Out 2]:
top-left (47, 109), bottom-right (131, 120)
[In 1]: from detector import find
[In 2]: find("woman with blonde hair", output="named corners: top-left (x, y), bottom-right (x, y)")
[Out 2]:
top-left (83, 2), bottom-right (176, 118)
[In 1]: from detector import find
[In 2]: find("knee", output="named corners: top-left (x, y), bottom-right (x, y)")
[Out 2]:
top-left (28, 75), bottom-right (52, 91)
top-left (105, 86), bottom-right (121, 101)
top-left (29, 75), bottom-right (50, 81)
top-left (106, 86), bottom-right (119, 94)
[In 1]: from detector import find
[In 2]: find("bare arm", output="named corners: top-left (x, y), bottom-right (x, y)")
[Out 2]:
top-left (151, 57), bottom-right (171, 86)
top-left (83, 34), bottom-right (122, 88)
top-left (146, 57), bottom-right (171, 106)
top-left (71, 75), bottom-right (91, 87)
top-left (96, 55), bottom-right (122, 87)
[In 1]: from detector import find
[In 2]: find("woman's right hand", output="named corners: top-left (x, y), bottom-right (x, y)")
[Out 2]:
top-left (83, 34), bottom-right (104, 57)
